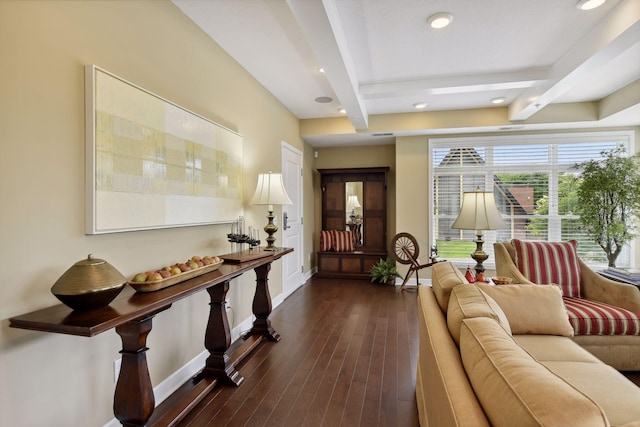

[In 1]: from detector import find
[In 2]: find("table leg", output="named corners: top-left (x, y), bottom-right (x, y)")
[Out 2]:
top-left (245, 262), bottom-right (281, 342)
top-left (203, 281), bottom-right (244, 386)
top-left (113, 314), bottom-right (157, 427)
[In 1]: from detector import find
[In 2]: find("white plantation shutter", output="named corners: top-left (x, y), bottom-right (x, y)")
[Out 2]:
top-left (430, 131), bottom-right (634, 269)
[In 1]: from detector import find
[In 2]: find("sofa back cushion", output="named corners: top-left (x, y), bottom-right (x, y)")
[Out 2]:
top-left (477, 284), bottom-right (574, 337)
top-left (460, 317), bottom-right (609, 427)
top-left (447, 284), bottom-right (511, 346)
top-left (512, 239), bottom-right (581, 297)
top-left (431, 262), bottom-right (469, 313)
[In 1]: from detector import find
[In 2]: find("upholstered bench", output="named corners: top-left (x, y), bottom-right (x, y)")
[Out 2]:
top-left (316, 230), bottom-right (386, 279)
top-left (494, 239), bottom-right (640, 370)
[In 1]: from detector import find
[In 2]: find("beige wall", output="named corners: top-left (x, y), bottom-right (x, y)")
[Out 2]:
top-left (312, 144), bottom-right (396, 259)
top-left (0, 2), bottom-right (310, 426)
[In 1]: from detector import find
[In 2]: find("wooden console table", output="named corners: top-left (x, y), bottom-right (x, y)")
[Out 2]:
top-left (9, 248), bottom-right (292, 427)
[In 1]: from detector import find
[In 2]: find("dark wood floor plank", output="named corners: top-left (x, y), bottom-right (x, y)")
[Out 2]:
top-left (340, 295), bottom-right (381, 426)
top-left (176, 277), bottom-right (420, 427)
top-left (300, 311), bottom-right (360, 427)
top-left (321, 288), bottom-right (373, 426)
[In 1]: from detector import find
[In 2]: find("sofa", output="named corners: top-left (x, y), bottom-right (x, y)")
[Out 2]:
top-left (416, 261), bottom-right (640, 427)
top-left (494, 240), bottom-right (640, 371)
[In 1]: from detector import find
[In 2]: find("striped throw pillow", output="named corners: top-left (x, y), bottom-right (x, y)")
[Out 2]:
top-left (564, 297), bottom-right (640, 336)
top-left (331, 230), bottom-right (355, 252)
top-left (320, 230), bottom-right (333, 252)
top-left (512, 239), bottom-right (581, 298)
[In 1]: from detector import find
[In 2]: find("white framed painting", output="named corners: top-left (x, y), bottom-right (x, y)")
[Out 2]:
top-left (85, 65), bottom-right (243, 234)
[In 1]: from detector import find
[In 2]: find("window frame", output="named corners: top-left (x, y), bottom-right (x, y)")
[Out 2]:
top-left (428, 130), bottom-right (636, 270)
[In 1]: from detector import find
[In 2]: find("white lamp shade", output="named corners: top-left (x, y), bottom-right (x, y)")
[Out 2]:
top-left (250, 172), bottom-right (293, 206)
top-left (452, 189), bottom-right (506, 231)
top-left (346, 195), bottom-right (361, 209)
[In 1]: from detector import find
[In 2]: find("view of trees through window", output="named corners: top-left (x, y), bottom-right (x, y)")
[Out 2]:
top-left (430, 132), bottom-right (633, 268)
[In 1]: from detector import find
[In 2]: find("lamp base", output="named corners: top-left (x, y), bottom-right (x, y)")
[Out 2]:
top-left (470, 234), bottom-right (489, 275)
top-left (263, 210), bottom-right (278, 251)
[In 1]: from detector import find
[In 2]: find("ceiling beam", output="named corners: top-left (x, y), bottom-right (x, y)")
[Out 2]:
top-left (360, 68), bottom-right (549, 99)
top-left (287, 0), bottom-right (368, 129)
top-left (509, 0), bottom-right (640, 122)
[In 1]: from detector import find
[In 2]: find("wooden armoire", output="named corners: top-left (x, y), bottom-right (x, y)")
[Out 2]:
top-left (317, 167), bottom-right (389, 279)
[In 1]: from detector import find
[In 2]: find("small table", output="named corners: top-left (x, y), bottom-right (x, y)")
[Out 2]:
top-left (598, 270), bottom-right (640, 288)
top-left (10, 248), bottom-right (292, 427)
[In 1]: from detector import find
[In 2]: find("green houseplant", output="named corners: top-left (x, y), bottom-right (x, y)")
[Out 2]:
top-left (575, 148), bottom-right (640, 267)
top-left (369, 258), bottom-right (401, 285)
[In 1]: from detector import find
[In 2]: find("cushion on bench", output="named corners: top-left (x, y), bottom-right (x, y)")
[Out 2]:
top-left (330, 230), bottom-right (355, 252)
top-left (320, 230), bottom-right (333, 251)
top-left (563, 297), bottom-right (640, 336)
top-left (319, 230), bottom-right (355, 252)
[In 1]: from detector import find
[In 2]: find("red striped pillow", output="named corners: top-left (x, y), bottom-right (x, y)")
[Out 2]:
top-left (512, 239), bottom-right (581, 298)
top-left (331, 230), bottom-right (355, 252)
top-left (320, 230), bottom-right (333, 252)
top-left (564, 297), bottom-right (640, 336)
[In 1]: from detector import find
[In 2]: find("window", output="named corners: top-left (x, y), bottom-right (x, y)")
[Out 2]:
top-left (430, 131), bottom-right (634, 269)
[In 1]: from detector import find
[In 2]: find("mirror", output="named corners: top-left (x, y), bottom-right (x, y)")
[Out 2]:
top-left (345, 181), bottom-right (363, 245)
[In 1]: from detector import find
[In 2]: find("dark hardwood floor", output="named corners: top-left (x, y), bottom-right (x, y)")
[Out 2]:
top-left (177, 276), bottom-right (420, 427)
top-left (174, 276), bottom-right (640, 427)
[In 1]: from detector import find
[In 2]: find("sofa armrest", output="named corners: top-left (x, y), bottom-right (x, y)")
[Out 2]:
top-left (579, 259), bottom-right (640, 313)
top-left (493, 243), bottom-right (534, 284)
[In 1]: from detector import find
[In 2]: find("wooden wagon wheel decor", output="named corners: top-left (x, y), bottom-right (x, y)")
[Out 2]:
top-left (392, 232), bottom-right (420, 265)
top-left (390, 232), bottom-right (444, 291)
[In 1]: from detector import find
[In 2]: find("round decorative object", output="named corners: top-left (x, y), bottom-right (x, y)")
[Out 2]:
top-left (391, 232), bottom-right (420, 265)
top-left (492, 276), bottom-right (514, 285)
top-left (51, 254), bottom-right (126, 311)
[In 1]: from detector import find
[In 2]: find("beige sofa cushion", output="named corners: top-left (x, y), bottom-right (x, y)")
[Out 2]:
top-left (477, 283), bottom-right (574, 336)
top-left (431, 261), bottom-right (468, 313)
top-left (460, 317), bottom-right (609, 427)
top-left (514, 335), bottom-right (602, 364)
top-left (542, 361), bottom-right (640, 427)
top-left (417, 287), bottom-right (491, 427)
top-left (447, 284), bottom-right (511, 345)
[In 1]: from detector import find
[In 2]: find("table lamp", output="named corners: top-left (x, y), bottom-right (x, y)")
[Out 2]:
top-left (346, 195), bottom-right (361, 223)
top-left (250, 171), bottom-right (292, 251)
top-left (452, 187), bottom-right (506, 274)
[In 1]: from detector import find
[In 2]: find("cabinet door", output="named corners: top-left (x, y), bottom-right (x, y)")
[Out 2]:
top-left (363, 180), bottom-right (386, 251)
top-left (322, 181), bottom-right (346, 231)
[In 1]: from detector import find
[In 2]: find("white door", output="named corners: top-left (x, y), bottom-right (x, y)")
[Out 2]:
top-left (281, 142), bottom-right (303, 297)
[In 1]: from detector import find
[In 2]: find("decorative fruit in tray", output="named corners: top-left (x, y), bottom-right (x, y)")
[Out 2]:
top-left (131, 256), bottom-right (222, 283)
top-left (128, 256), bottom-right (223, 292)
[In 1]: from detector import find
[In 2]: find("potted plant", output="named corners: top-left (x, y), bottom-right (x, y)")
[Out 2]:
top-left (369, 258), bottom-right (402, 285)
top-left (575, 148), bottom-right (640, 267)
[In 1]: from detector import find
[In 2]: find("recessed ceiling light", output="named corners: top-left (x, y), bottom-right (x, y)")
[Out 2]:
top-left (318, 67), bottom-right (325, 74)
top-left (338, 108), bottom-right (346, 114)
top-left (413, 102), bottom-right (428, 109)
top-left (427, 12), bottom-right (453, 29)
top-left (576, 0), bottom-right (606, 10)
top-left (491, 97), bottom-right (507, 104)
top-left (315, 96), bottom-right (333, 103)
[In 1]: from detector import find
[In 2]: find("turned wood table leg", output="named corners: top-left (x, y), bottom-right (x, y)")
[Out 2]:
top-left (113, 314), bottom-right (156, 427)
top-left (245, 262), bottom-right (281, 342)
top-left (203, 280), bottom-right (244, 387)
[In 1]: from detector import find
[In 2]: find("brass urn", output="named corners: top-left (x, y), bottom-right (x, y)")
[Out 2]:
top-left (51, 254), bottom-right (126, 311)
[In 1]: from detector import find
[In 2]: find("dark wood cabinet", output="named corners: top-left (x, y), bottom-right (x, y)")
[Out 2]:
top-left (317, 167), bottom-right (389, 279)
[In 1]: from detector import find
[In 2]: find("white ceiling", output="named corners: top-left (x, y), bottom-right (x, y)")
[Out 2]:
top-left (172, 0), bottom-right (640, 147)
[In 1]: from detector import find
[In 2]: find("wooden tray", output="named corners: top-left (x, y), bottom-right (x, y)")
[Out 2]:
top-left (128, 259), bottom-right (224, 292)
top-left (220, 249), bottom-right (274, 263)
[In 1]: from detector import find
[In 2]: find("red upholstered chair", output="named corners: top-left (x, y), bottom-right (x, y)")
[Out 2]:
top-left (494, 240), bottom-right (640, 370)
